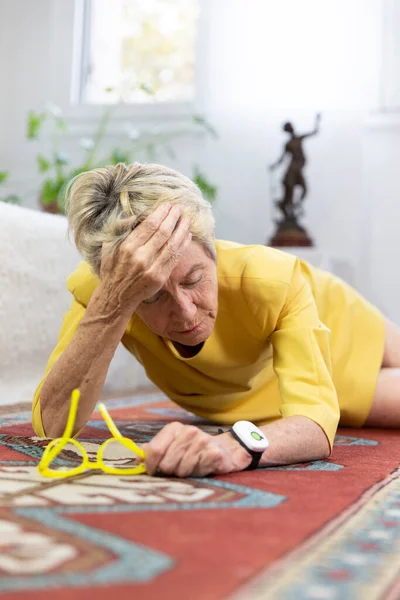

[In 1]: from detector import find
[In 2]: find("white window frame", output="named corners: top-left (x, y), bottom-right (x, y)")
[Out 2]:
top-left (368, 0), bottom-right (400, 131)
top-left (380, 0), bottom-right (400, 113)
top-left (48, 0), bottom-right (206, 136)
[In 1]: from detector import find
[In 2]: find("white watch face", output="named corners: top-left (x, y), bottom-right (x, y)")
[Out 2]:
top-left (232, 421), bottom-right (269, 453)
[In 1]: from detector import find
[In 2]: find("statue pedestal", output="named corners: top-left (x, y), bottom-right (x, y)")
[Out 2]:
top-left (268, 217), bottom-right (313, 247)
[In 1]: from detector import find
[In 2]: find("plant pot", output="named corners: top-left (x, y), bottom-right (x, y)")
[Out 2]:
top-left (39, 195), bottom-right (62, 215)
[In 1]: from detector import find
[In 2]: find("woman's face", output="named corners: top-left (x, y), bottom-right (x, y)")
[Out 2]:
top-left (135, 241), bottom-right (218, 346)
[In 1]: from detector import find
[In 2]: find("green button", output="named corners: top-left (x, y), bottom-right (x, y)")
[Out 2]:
top-left (251, 431), bottom-right (263, 441)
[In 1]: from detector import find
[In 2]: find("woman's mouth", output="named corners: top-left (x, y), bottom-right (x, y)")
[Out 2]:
top-left (178, 321), bottom-right (203, 335)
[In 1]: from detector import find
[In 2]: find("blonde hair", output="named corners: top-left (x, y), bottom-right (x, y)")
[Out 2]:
top-left (65, 162), bottom-right (216, 276)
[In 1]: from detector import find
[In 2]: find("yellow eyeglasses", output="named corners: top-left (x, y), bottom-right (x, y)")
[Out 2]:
top-left (38, 389), bottom-right (147, 478)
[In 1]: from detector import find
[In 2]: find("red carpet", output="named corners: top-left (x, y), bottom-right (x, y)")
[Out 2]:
top-left (1, 389), bottom-right (400, 599)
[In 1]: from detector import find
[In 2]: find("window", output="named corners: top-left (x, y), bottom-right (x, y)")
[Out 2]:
top-left (380, 0), bottom-right (400, 111)
top-left (76, 0), bottom-right (199, 105)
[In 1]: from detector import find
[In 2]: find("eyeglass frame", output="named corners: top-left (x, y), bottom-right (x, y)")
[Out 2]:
top-left (37, 389), bottom-right (147, 478)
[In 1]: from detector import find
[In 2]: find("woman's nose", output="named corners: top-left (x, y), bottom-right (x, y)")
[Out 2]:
top-left (173, 291), bottom-right (197, 319)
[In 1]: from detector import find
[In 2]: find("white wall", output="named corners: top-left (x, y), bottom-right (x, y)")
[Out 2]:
top-left (1, 0), bottom-right (400, 321)
top-left (363, 121), bottom-right (400, 318)
top-left (197, 0), bottom-right (400, 322)
top-left (200, 0), bottom-right (383, 294)
top-left (362, 0), bottom-right (400, 322)
top-left (0, 0), bottom-right (54, 201)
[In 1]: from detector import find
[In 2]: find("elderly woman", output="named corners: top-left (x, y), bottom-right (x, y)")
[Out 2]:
top-left (32, 163), bottom-right (400, 478)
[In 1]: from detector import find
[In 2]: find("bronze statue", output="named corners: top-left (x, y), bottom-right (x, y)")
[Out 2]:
top-left (268, 113), bottom-right (321, 247)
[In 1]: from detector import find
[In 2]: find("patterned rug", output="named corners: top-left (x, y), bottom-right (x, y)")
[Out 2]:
top-left (1, 389), bottom-right (400, 600)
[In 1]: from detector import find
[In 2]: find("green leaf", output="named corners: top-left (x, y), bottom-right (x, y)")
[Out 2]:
top-left (193, 115), bottom-right (205, 126)
top-left (139, 83), bottom-right (155, 96)
top-left (37, 154), bottom-right (51, 173)
top-left (27, 110), bottom-right (46, 139)
top-left (40, 178), bottom-right (65, 206)
top-left (55, 118), bottom-right (67, 132)
top-left (192, 114), bottom-right (219, 140)
top-left (0, 171), bottom-right (8, 184)
top-left (193, 166), bottom-right (217, 203)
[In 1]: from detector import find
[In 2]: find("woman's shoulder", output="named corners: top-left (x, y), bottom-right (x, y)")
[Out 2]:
top-left (66, 261), bottom-right (99, 307)
top-left (216, 240), bottom-right (296, 285)
top-left (216, 241), bottom-right (297, 336)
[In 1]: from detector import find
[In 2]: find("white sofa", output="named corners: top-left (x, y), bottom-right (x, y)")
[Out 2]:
top-left (0, 202), bottom-right (151, 407)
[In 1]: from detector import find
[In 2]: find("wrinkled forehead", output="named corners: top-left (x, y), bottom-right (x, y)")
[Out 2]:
top-left (165, 242), bottom-right (213, 284)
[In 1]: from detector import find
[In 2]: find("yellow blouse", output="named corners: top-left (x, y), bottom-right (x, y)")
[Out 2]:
top-left (32, 240), bottom-right (341, 449)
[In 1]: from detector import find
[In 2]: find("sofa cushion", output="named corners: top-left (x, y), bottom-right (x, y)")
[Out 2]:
top-left (0, 203), bottom-right (149, 407)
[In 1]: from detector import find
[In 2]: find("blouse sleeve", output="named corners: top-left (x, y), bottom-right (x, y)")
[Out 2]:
top-left (268, 260), bottom-right (340, 452)
top-left (32, 298), bottom-right (86, 437)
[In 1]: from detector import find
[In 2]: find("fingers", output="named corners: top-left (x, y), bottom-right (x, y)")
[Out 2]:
top-left (106, 203), bottom-right (188, 251)
top-left (157, 427), bottom-right (207, 477)
top-left (121, 203), bottom-right (191, 265)
top-left (127, 202), bottom-right (176, 247)
top-left (174, 436), bottom-right (218, 478)
top-left (142, 204), bottom-right (188, 255)
top-left (102, 201), bottom-right (188, 271)
top-left (144, 423), bottom-right (227, 479)
top-left (107, 204), bottom-right (171, 241)
top-left (144, 422), bottom-right (181, 476)
top-left (100, 212), bottom-right (147, 267)
top-left (156, 217), bottom-right (192, 269)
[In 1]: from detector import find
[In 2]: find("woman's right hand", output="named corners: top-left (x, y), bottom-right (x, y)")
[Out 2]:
top-left (98, 203), bottom-right (192, 316)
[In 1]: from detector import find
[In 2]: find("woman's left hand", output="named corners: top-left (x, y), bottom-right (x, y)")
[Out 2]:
top-left (141, 422), bottom-right (252, 477)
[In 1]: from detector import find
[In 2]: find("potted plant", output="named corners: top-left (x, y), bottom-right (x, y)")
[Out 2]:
top-left (27, 103), bottom-right (218, 215)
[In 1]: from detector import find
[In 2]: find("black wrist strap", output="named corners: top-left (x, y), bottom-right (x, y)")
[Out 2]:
top-left (230, 428), bottom-right (263, 471)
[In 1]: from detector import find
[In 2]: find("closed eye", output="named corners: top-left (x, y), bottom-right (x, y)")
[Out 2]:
top-left (142, 291), bottom-right (165, 305)
top-left (142, 276), bottom-right (203, 305)
top-left (182, 276), bottom-right (202, 287)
